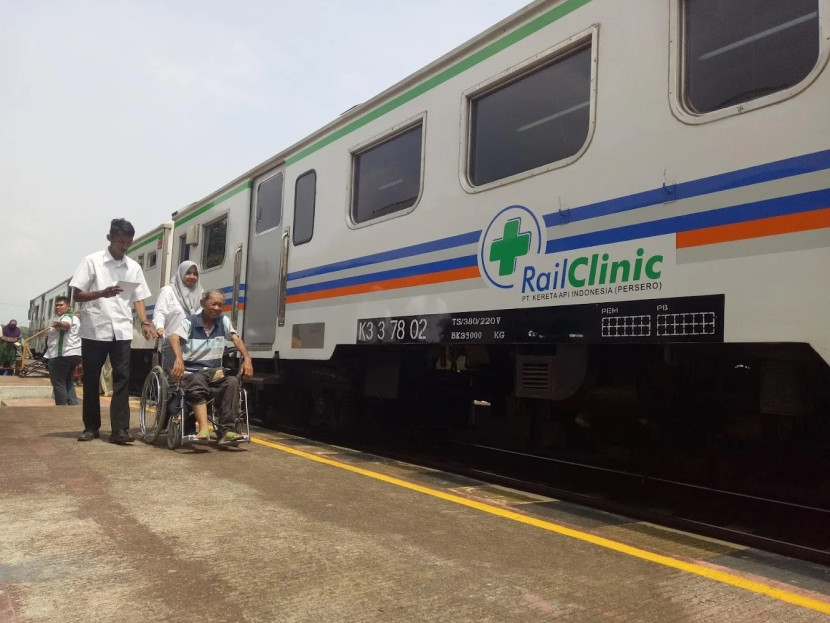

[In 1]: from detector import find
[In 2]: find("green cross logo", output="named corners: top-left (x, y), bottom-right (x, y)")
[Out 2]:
top-left (489, 218), bottom-right (531, 276)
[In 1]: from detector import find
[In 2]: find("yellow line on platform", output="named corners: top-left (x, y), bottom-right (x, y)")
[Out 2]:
top-left (251, 435), bottom-right (830, 615)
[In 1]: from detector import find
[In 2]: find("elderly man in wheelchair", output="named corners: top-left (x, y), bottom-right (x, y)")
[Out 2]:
top-left (163, 288), bottom-right (254, 447)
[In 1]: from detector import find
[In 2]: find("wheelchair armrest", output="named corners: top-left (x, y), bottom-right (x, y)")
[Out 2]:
top-left (222, 347), bottom-right (242, 374)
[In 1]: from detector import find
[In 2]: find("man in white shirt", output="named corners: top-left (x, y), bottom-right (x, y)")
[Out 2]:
top-left (45, 296), bottom-right (82, 406)
top-left (70, 218), bottom-right (156, 444)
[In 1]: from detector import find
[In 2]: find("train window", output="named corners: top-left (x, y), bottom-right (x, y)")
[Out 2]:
top-left (137, 253), bottom-right (144, 268)
top-left (683, 0), bottom-right (820, 114)
top-left (255, 173), bottom-right (283, 234)
top-left (351, 123), bottom-right (423, 224)
top-left (469, 44), bottom-right (592, 186)
top-left (293, 170), bottom-right (316, 245)
top-left (179, 234), bottom-right (189, 263)
top-left (147, 251), bottom-right (157, 268)
top-left (202, 216), bottom-right (227, 270)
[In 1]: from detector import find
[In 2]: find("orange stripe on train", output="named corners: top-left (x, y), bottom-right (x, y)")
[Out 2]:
top-left (286, 266), bottom-right (481, 304)
top-left (676, 207), bottom-right (830, 249)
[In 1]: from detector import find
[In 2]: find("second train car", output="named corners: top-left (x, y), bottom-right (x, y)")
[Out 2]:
top-left (31, 1), bottom-right (830, 462)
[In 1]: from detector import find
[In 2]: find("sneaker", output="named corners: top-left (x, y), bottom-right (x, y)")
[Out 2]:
top-left (217, 431), bottom-right (243, 447)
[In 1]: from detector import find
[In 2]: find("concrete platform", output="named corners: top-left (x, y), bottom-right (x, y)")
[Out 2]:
top-left (1, 401), bottom-right (829, 622)
top-left (0, 377), bottom-right (54, 407)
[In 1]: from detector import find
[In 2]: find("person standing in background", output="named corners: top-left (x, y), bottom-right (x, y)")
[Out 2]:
top-left (0, 320), bottom-right (22, 375)
top-left (70, 218), bottom-right (156, 444)
top-left (45, 296), bottom-right (82, 405)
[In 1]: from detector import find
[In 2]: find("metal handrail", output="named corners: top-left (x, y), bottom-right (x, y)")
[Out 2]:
top-left (17, 327), bottom-right (51, 373)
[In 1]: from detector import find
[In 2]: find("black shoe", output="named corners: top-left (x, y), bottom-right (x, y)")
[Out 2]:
top-left (77, 429), bottom-right (100, 441)
top-left (108, 429), bottom-right (135, 444)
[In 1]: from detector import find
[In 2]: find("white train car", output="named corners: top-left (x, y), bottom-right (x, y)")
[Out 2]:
top-left (130, 186), bottom-right (253, 387)
top-left (32, 0), bottom-right (830, 434)
top-left (123, 221), bottom-right (176, 385)
top-left (232, 0), bottom-right (827, 424)
top-left (126, 222), bottom-right (176, 324)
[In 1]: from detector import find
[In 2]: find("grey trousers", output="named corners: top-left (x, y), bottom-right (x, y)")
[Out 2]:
top-left (178, 372), bottom-right (239, 433)
top-left (48, 355), bottom-right (82, 405)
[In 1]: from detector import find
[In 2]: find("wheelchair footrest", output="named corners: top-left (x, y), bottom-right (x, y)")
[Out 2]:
top-left (179, 433), bottom-right (250, 445)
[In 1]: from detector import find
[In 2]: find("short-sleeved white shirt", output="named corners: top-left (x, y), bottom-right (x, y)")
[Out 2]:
top-left (152, 285), bottom-right (186, 336)
top-left (45, 312), bottom-right (81, 358)
top-left (69, 248), bottom-right (152, 341)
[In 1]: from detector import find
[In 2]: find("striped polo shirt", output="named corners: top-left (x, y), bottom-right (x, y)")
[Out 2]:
top-left (175, 313), bottom-right (237, 372)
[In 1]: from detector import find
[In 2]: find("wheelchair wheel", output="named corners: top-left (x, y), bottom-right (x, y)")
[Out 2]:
top-left (167, 412), bottom-right (182, 449)
top-left (139, 366), bottom-right (168, 443)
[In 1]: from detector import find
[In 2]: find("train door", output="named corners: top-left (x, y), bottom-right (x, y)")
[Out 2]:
top-left (244, 167), bottom-right (285, 350)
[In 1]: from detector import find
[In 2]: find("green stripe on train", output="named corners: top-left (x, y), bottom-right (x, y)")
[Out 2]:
top-left (286, 0), bottom-right (593, 165)
top-left (175, 181), bottom-right (253, 228)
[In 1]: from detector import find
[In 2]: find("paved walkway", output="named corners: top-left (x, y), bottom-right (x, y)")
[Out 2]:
top-left (1, 382), bottom-right (829, 622)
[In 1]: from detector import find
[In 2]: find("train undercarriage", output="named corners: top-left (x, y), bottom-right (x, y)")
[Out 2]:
top-left (245, 340), bottom-right (830, 558)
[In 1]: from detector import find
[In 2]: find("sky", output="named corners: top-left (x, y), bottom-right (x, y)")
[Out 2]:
top-left (0, 0), bottom-right (530, 325)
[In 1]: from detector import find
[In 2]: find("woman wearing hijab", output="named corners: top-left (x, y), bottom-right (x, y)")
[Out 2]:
top-left (1, 319), bottom-right (22, 375)
top-left (152, 261), bottom-right (204, 338)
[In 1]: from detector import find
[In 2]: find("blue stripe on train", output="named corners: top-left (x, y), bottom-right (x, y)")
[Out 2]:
top-left (146, 293), bottom-right (246, 312)
top-left (542, 148), bottom-right (830, 229)
top-left (284, 187), bottom-right (830, 297)
top-left (287, 231), bottom-right (481, 282)
top-left (285, 148), bottom-right (830, 284)
top-left (546, 188), bottom-right (830, 253)
top-left (286, 256), bottom-right (477, 296)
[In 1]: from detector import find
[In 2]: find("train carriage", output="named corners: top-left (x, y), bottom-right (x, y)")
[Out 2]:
top-left (31, 0), bottom-right (830, 462)
top-left (216, 0), bottom-right (827, 423)
top-left (133, 183), bottom-right (254, 345)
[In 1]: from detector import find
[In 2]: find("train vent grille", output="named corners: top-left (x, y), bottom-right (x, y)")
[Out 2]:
top-left (516, 356), bottom-right (556, 400)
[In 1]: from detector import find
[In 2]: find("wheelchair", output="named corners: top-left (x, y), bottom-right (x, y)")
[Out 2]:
top-left (138, 364), bottom-right (251, 449)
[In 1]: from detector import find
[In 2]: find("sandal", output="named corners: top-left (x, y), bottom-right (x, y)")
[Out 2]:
top-left (218, 431), bottom-right (243, 447)
top-left (196, 428), bottom-right (212, 441)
